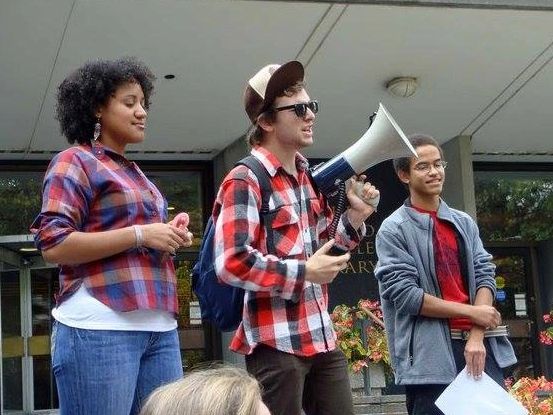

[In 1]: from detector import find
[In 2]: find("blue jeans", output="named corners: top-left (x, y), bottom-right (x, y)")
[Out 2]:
top-left (52, 322), bottom-right (184, 415)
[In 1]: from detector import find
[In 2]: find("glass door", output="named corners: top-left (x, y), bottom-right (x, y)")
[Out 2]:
top-left (28, 268), bottom-right (58, 412)
top-left (487, 246), bottom-right (541, 379)
top-left (1, 262), bottom-right (24, 413)
top-left (1, 256), bottom-right (58, 414)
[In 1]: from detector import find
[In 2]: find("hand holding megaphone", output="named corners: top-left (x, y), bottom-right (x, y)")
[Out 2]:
top-left (348, 175), bottom-right (380, 210)
top-left (340, 175), bottom-right (380, 236)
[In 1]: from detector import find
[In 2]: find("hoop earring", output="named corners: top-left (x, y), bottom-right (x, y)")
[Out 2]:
top-left (93, 119), bottom-right (101, 142)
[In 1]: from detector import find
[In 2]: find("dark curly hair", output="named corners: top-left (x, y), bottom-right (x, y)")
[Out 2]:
top-left (55, 57), bottom-right (156, 145)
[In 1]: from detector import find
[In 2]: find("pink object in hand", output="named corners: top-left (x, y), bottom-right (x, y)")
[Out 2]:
top-left (173, 212), bottom-right (189, 229)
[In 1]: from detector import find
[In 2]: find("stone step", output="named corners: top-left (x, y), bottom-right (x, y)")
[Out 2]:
top-left (353, 394), bottom-right (407, 415)
top-left (355, 413), bottom-right (407, 415)
top-left (354, 406), bottom-right (407, 414)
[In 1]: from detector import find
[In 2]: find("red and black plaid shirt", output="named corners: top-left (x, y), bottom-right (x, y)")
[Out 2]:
top-left (214, 147), bottom-right (365, 356)
top-left (31, 144), bottom-right (178, 315)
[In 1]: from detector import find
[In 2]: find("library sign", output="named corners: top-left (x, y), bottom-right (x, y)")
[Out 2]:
top-left (321, 159), bottom-right (408, 310)
top-left (328, 224), bottom-right (380, 309)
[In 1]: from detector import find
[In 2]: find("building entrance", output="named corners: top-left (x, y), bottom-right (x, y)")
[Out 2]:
top-left (1, 236), bottom-right (58, 414)
top-left (487, 245), bottom-right (543, 379)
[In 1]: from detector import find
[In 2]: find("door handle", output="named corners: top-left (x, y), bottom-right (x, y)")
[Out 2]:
top-left (28, 335), bottom-right (51, 356)
top-left (2, 336), bottom-right (25, 358)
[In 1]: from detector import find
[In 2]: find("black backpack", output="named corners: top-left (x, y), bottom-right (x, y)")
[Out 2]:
top-left (191, 155), bottom-right (272, 332)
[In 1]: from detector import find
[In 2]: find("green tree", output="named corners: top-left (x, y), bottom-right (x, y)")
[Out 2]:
top-left (475, 178), bottom-right (553, 242)
top-left (0, 177), bottom-right (43, 236)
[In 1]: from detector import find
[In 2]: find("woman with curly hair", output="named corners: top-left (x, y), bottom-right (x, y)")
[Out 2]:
top-left (31, 57), bottom-right (192, 415)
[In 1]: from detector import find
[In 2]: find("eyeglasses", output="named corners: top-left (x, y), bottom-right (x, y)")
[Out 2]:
top-left (272, 100), bottom-right (319, 118)
top-left (413, 160), bottom-right (448, 173)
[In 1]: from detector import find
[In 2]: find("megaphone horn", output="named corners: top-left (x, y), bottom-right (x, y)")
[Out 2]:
top-left (311, 103), bottom-right (417, 196)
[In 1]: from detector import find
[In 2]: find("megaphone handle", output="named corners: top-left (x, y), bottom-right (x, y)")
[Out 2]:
top-left (328, 245), bottom-right (349, 256)
top-left (326, 181), bottom-right (348, 256)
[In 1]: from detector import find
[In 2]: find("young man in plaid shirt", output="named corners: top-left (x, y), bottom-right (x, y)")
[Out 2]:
top-left (213, 61), bottom-right (380, 415)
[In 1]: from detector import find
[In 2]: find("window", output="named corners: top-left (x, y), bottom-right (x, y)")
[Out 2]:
top-left (0, 173), bottom-right (43, 236)
top-left (474, 170), bottom-right (553, 242)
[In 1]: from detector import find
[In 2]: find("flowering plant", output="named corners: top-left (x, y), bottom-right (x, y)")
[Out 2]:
top-left (508, 376), bottom-right (553, 415)
top-left (538, 308), bottom-right (553, 346)
top-left (505, 306), bottom-right (553, 413)
top-left (331, 299), bottom-right (391, 373)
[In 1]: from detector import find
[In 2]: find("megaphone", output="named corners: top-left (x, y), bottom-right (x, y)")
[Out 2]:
top-left (311, 103), bottom-right (417, 196)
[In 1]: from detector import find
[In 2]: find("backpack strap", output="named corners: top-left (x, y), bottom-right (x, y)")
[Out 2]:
top-left (237, 155), bottom-right (320, 209)
top-left (236, 155), bottom-right (272, 215)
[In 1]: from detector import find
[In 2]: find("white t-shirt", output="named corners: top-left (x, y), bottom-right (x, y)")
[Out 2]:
top-left (52, 284), bottom-right (177, 332)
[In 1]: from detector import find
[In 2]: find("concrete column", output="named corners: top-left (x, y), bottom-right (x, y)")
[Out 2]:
top-left (441, 135), bottom-right (477, 220)
top-left (212, 135), bottom-right (249, 366)
top-left (213, 135), bottom-right (248, 185)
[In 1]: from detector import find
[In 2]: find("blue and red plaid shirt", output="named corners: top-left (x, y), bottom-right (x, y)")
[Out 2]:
top-left (214, 147), bottom-right (365, 356)
top-left (31, 144), bottom-right (178, 315)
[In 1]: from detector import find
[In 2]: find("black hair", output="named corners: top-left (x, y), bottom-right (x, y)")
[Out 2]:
top-left (55, 57), bottom-right (155, 145)
top-left (392, 133), bottom-right (444, 174)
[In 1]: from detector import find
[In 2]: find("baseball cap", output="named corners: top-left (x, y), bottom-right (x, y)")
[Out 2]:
top-left (243, 60), bottom-right (304, 123)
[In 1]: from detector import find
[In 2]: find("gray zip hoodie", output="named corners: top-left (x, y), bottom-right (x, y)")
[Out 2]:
top-left (375, 200), bottom-right (516, 385)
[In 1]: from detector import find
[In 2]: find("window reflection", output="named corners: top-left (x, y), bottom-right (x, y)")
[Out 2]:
top-left (0, 175), bottom-right (43, 236)
top-left (147, 171), bottom-right (205, 249)
top-left (474, 169), bottom-right (552, 381)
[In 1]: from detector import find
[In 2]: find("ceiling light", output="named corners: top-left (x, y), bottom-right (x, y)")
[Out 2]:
top-left (386, 77), bottom-right (418, 98)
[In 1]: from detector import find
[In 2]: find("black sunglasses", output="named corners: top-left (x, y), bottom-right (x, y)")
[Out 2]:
top-left (272, 100), bottom-right (319, 118)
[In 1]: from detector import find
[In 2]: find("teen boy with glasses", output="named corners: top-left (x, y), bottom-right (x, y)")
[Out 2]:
top-left (374, 134), bottom-right (516, 415)
top-left (213, 61), bottom-right (380, 415)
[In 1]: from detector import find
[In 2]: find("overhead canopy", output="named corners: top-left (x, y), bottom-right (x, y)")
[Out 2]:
top-left (0, 0), bottom-right (552, 163)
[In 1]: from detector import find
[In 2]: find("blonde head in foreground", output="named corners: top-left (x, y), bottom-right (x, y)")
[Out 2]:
top-left (139, 365), bottom-right (270, 415)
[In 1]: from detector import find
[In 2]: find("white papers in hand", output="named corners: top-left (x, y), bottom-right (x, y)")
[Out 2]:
top-left (435, 367), bottom-right (528, 415)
